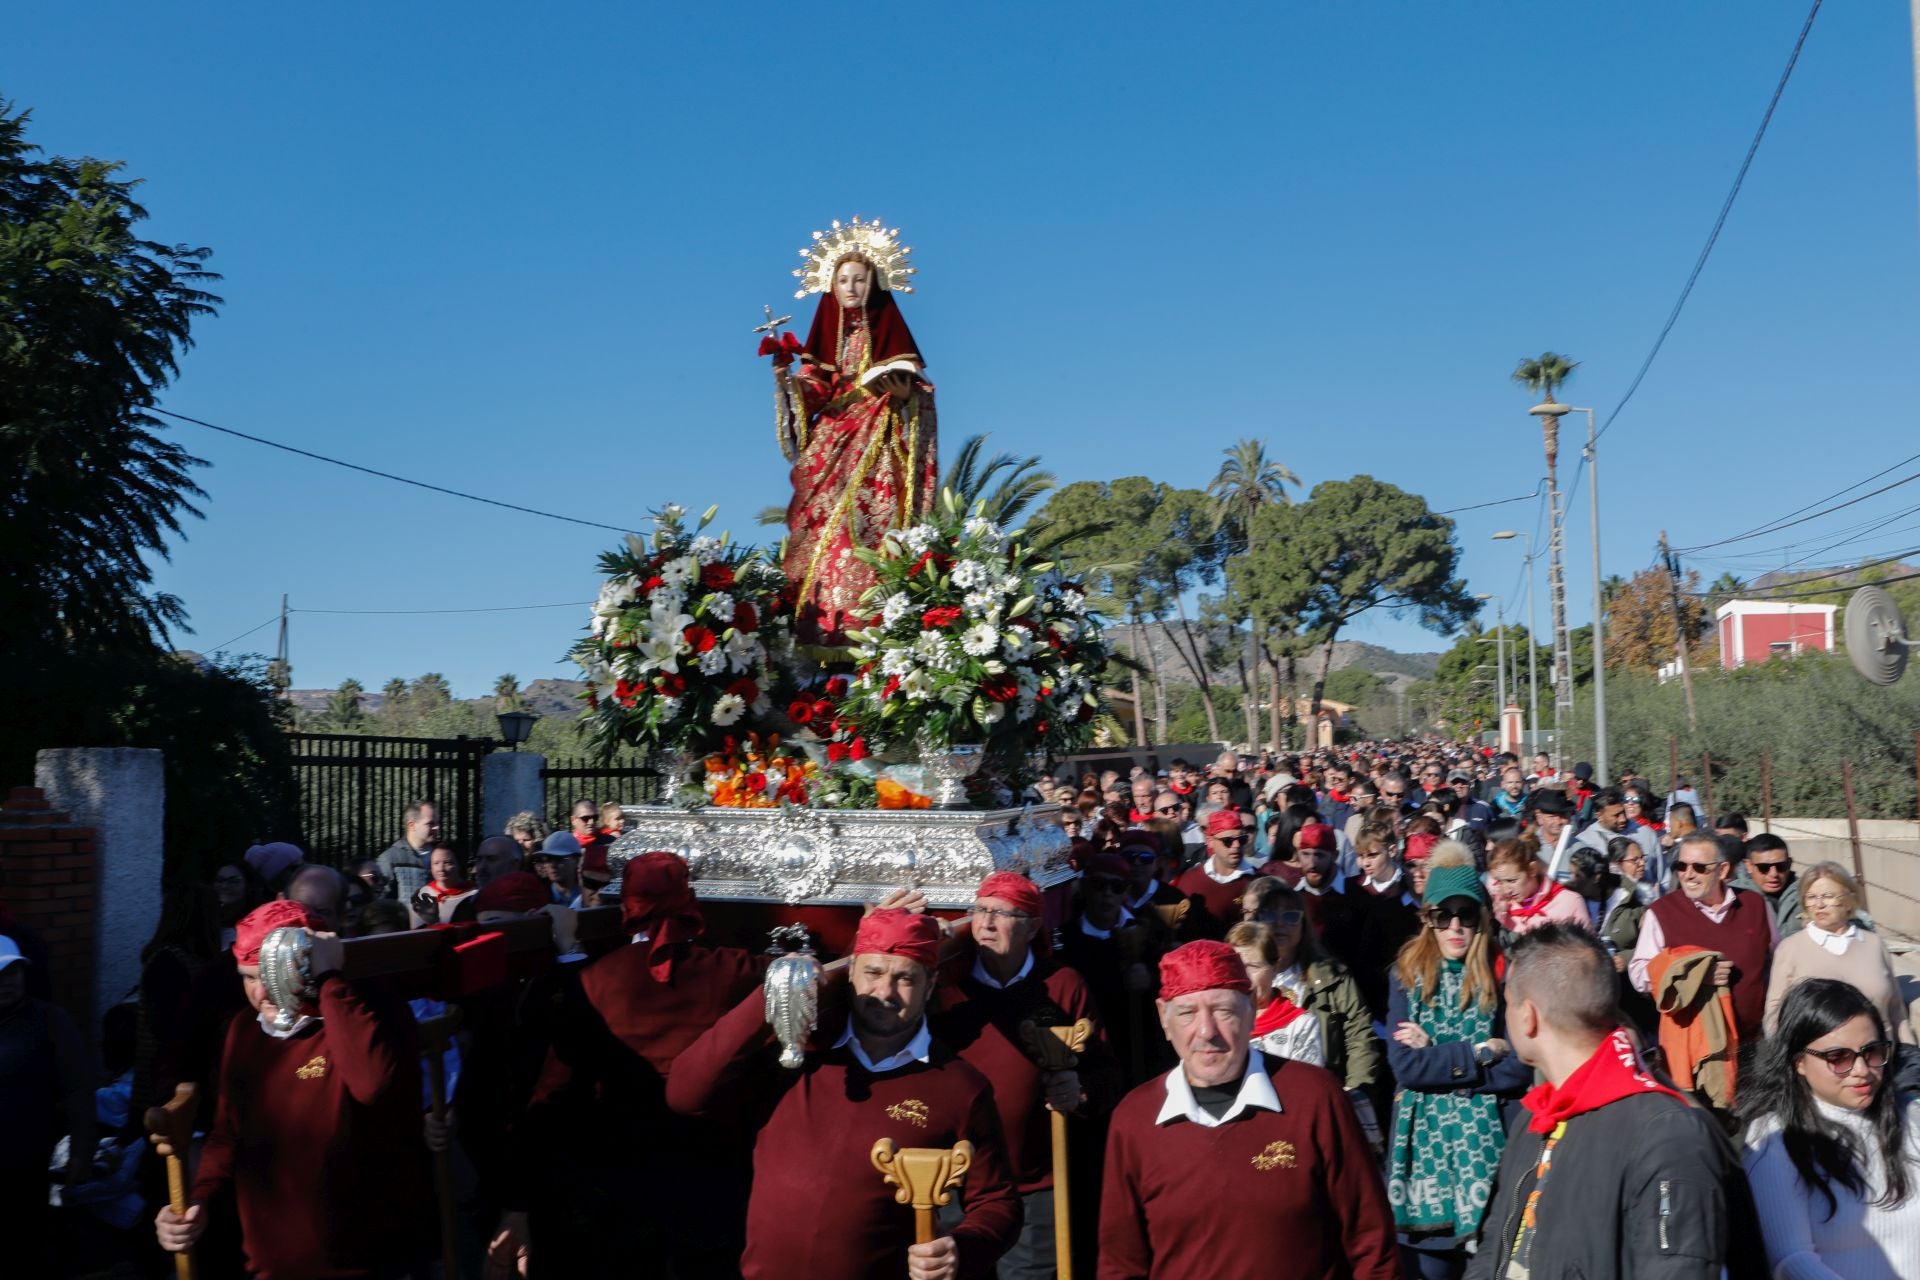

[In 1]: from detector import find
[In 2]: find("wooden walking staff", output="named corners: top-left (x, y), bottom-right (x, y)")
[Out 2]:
top-left (871, 1138), bottom-right (973, 1244)
top-left (1022, 1017), bottom-right (1095, 1280)
top-left (419, 1009), bottom-right (463, 1280)
top-left (145, 1083), bottom-right (198, 1280)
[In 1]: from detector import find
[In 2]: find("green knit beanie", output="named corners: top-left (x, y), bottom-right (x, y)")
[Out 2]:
top-left (1421, 858), bottom-right (1489, 907)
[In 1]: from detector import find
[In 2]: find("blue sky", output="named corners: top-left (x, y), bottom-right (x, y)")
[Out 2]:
top-left (9, 2), bottom-right (1917, 696)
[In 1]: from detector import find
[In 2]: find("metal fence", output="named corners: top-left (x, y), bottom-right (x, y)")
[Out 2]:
top-left (287, 733), bottom-right (494, 867)
top-left (539, 758), bottom-right (663, 818)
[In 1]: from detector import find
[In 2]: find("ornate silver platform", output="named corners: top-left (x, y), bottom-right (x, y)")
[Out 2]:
top-left (607, 803), bottom-right (1074, 908)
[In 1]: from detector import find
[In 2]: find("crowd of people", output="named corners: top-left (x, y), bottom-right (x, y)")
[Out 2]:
top-left (1, 742), bottom-right (1916, 1278)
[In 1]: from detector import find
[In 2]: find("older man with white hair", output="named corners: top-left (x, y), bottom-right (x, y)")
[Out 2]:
top-left (1098, 940), bottom-right (1397, 1279)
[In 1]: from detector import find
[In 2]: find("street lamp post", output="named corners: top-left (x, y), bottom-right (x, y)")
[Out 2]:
top-left (1529, 401), bottom-right (1575, 771)
top-left (1491, 530), bottom-right (1540, 757)
top-left (1568, 407), bottom-right (1609, 785)
top-left (1477, 593), bottom-right (1508, 750)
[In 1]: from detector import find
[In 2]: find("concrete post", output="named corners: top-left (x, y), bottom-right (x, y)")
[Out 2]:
top-left (36, 747), bottom-right (164, 1026)
top-left (483, 752), bottom-right (547, 840)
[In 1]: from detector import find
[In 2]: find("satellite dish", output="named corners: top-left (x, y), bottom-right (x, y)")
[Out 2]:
top-left (1844, 586), bottom-right (1911, 685)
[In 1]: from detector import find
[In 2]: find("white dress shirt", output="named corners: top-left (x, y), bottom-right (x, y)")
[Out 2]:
top-left (834, 1016), bottom-right (933, 1074)
top-left (1155, 1048), bottom-right (1282, 1129)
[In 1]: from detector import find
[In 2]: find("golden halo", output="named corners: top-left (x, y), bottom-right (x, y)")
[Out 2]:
top-left (792, 216), bottom-right (917, 300)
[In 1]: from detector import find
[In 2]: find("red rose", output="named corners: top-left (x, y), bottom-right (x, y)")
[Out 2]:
top-left (733, 601), bottom-right (759, 632)
top-left (824, 676), bottom-right (849, 699)
top-left (849, 738), bottom-right (870, 762)
top-left (922, 605), bottom-right (964, 630)
top-left (614, 678), bottom-right (642, 708)
top-left (980, 673), bottom-right (1019, 703)
top-left (727, 677), bottom-right (759, 702)
top-left (701, 563), bottom-right (735, 590)
top-left (642, 575), bottom-right (665, 592)
top-left (788, 699), bottom-right (815, 725)
top-left (657, 672), bottom-right (687, 696)
top-left (684, 625), bottom-right (717, 653)
top-left (746, 771), bottom-right (767, 794)
top-left (811, 699), bottom-right (832, 722)
top-left (882, 674), bottom-right (902, 700)
top-left (827, 741), bottom-right (849, 763)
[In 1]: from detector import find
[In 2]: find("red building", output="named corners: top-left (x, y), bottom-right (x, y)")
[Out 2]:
top-left (1715, 599), bottom-right (1836, 670)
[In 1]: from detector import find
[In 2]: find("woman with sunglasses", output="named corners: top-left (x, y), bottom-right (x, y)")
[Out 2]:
top-left (1385, 847), bottom-right (1530, 1279)
top-left (1741, 978), bottom-right (1920, 1278)
top-left (1764, 863), bottom-right (1915, 1048)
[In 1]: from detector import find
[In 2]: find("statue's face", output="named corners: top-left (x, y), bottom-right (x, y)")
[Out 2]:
top-left (834, 258), bottom-right (873, 309)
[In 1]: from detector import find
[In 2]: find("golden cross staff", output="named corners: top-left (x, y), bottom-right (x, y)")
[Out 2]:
top-left (144, 1083), bottom-right (198, 1280)
top-left (1022, 1018), bottom-right (1095, 1280)
top-left (871, 1138), bottom-right (973, 1246)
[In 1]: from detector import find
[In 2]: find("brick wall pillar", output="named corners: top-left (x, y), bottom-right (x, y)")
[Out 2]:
top-left (0, 786), bottom-right (98, 1025)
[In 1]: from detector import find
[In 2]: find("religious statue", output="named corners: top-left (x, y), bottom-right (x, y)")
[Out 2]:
top-left (761, 217), bottom-right (936, 650)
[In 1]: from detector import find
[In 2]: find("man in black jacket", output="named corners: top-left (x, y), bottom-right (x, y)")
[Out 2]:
top-left (1467, 925), bottom-right (1749, 1280)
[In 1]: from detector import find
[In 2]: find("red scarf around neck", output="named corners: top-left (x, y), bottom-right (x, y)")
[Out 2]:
top-left (1507, 880), bottom-right (1567, 921)
top-left (1522, 1027), bottom-right (1685, 1134)
top-left (1252, 994), bottom-right (1309, 1037)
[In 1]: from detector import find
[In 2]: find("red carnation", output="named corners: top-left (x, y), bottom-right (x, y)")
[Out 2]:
top-left (824, 676), bottom-right (849, 699)
top-left (657, 672), bottom-right (687, 696)
top-left (732, 601), bottom-right (759, 632)
top-left (642, 575), bottom-right (665, 592)
top-left (811, 699), bottom-right (832, 722)
top-left (684, 625), bottom-right (717, 653)
top-left (746, 771), bottom-right (767, 794)
top-left (614, 678), bottom-right (642, 708)
top-left (727, 677), bottom-right (759, 702)
top-left (827, 741), bottom-right (849, 763)
top-left (922, 605), bottom-right (964, 630)
top-left (980, 673), bottom-right (1019, 703)
top-left (882, 674), bottom-right (902, 700)
top-left (849, 738), bottom-right (870, 762)
top-left (701, 563), bottom-right (735, 590)
top-left (788, 699), bottom-right (815, 725)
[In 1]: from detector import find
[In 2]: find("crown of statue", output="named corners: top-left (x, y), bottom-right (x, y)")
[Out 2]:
top-left (793, 215), bottom-right (917, 299)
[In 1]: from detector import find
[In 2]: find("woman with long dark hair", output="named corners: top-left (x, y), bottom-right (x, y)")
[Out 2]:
top-left (1741, 978), bottom-right (1920, 1277)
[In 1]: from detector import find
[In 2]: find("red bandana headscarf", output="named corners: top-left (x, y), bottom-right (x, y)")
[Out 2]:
top-left (852, 908), bottom-right (942, 971)
top-left (976, 871), bottom-right (1043, 918)
top-left (233, 900), bottom-right (323, 966)
top-left (1159, 940), bottom-right (1252, 1001)
top-left (620, 852), bottom-right (705, 981)
top-left (1522, 1027), bottom-right (1686, 1134)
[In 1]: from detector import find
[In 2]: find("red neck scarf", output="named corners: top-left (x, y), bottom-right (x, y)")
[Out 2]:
top-left (1508, 880), bottom-right (1567, 921)
top-left (1522, 1027), bottom-right (1685, 1134)
top-left (1325, 789), bottom-right (1350, 804)
top-left (1252, 994), bottom-right (1309, 1037)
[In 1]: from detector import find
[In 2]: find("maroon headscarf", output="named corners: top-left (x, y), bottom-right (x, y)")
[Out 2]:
top-left (620, 852), bottom-right (705, 981)
top-left (800, 282), bottom-right (923, 377)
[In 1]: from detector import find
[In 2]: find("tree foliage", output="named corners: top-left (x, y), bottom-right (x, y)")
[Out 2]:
top-left (1603, 565), bottom-right (1708, 673)
top-left (1511, 351), bottom-right (1578, 404)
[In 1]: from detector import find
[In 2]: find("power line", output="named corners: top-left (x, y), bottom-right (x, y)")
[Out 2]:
top-left (295, 602), bottom-right (592, 616)
top-left (1436, 483), bottom-right (1543, 516)
top-left (203, 615), bottom-right (283, 653)
top-left (1676, 547), bottom-right (1920, 599)
top-left (1676, 466), bottom-right (1920, 554)
top-left (155, 407), bottom-right (642, 536)
top-left (1594, 0), bottom-right (1824, 445)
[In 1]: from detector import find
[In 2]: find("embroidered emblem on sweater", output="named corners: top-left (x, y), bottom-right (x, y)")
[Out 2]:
top-left (886, 1099), bottom-right (930, 1129)
top-left (295, 1055), bottom-right (329, 1080)
top-left (1250, 1140), bottom-right (1296, 1170)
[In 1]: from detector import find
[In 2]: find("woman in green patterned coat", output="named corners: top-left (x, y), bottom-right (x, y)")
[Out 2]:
top-left (1384, 847), bottom-right (1533, 1279)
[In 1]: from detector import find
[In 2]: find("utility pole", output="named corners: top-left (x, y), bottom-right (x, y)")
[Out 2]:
top-left (1659, 533), bottom-right (1698, 731)
top-left (269, 593), bottom-right (292, 697)
top-left (1574, 408), bottom-right (1609, 784)
top-left (1530, 403), bottom-right (1575, 768)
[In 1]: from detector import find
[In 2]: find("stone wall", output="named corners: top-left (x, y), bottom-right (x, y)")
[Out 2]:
top-left (0, 786), bottom-right (98, 1025)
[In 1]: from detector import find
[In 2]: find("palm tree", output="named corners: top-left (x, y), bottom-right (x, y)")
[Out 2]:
top-left (1207, 439), bottom-right (1301, 750)
top-left (755, 505), bottom-right (788, 527)
top-left (1511, 352), bottom-right (1579, 406)
top-left (941, 434), bottom-right (1056, 525)
top-left (493, 674), bottom-right (522, 712)
top-left (1706, 572), bottom-right (1745, 614)
top-left (1600, 574), bottom-right (1627, 606)
top-left (325, 678), bottom-right (366, 730)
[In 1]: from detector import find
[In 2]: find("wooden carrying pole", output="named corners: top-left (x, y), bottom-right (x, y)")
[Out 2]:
top-left (1021, 1019), bottom-right (1095, 1280)
top-left (1843, 760), bottom-right (1870, 911)
top-left (145, 1083), bottom-right (198, 1280)
top-left (1762, 750), bottom-right (1773, 834)
top-left (419, 1010), bottom-right (463, 1280)
top-left (872, 1139), bottom-right (973, 1244)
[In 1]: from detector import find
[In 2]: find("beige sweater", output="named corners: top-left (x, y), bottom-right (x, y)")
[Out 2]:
top-left (1762, 925), bottom-right (1916, 1043)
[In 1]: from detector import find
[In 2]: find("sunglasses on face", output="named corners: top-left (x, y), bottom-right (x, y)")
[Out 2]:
top-left (1086, 878), bottom-right (1128, 895)
top-left (1424, 906), bottom-right (1483, 930)
top-left (1749, 859), bottom-right (1791, 874)
top-left (1213, 834), bottom-right (1247, 847)
top-left (1674, 860), bottom-right (1721, 876)
top-left (1247, 907), bottom-right (1303, 926)
top-left (1154, 804), bottom-right (1181, 814)
top-left (1801, 1040), bottom-right (1892, 1076)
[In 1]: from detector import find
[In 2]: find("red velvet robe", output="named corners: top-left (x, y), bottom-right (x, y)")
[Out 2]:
top-left (1172, 864), bottom-right (1255, 940)
top-left (668, 985), bottom-right (1020, 1279)
top-left (931, 956), bottom-right (1121, 1192)
top-left (1098, 1053), bottom-right (1399, 1280)
top-left (190, 975), bottom-right (428, 1279)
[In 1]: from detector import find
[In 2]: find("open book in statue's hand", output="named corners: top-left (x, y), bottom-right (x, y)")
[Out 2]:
top-left (858, 359), bottom-right (922, 389)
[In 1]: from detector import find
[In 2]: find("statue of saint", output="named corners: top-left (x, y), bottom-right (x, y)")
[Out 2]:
top-left (767, 217), bottom-right (935, 650)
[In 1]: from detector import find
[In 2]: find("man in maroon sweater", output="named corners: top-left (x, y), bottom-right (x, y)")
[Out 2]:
top-left (670, 909), bottom-right (1020, 1279)
top-left (1628, 830), bottom-right (1778, 1046)
top-left (155, 900), bottom-right (429, 1279)
top-left (1172, 810), bottom-right (1259, 939)
top-left (1098, 941), bottom-right (1397, 1280)
top-left (498, 851), bottom-right (765, 1277)
top-left (934, 871), bottom-right (1120, 1277)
